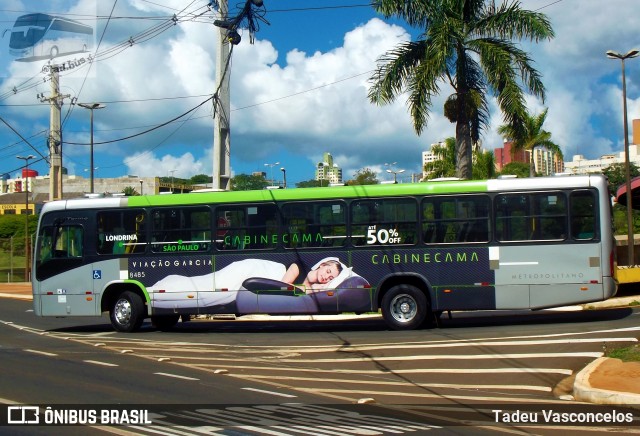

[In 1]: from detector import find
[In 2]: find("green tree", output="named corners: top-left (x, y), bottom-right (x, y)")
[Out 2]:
top-left (122, 186), bottom-right (139, 196)
top-left (296, 179), bottom-right (322, 188)
top-left (472, 148), bottom-right (496, 180)
top-left (347, 168), bottom-right (379, 185)
top-left (368, 0), bottom-right (554, 180)
top-left (498, 161), bottom-right (530, 178)
top-left (231, 173), bottom-right (268, 191)
top-left (497, 108), bottom-right (562, 177)
top-left (424, 137), bottom-right (496, 180)
top-left (602, 162), bottom-right (640, 197)
top-left (603, 162), bottom-right (640, 236)
top-left (190, 174), bottom-right (213, 184)
top-left (0, 215), bottom-right (36, 239)
top-left (424, 138), bottom-right (456, 180)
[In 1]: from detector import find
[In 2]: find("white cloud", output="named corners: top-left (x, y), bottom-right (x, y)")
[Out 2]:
top-left (124, 150), bottom-right (209, 178)
top-left (4, 0), bottom-right (640, 183)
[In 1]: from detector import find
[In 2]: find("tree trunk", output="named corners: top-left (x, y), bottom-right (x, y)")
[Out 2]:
top-left (455, 121), bottom-right (472, 179)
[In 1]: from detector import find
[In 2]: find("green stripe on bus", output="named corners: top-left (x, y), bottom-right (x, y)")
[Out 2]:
top-left (123, 279), bottom-right (151, 304)
top-left (127, 181), bottom-right (489, 207)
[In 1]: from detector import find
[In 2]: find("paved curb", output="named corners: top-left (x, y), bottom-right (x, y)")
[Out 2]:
top-left (0, 292), bottom-right (31, 301)
top-left (573, 357), bottom-right (640, 410)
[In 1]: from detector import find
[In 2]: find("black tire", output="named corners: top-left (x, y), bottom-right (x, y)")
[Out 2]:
top-left (381, 285), bottom-right (429, 330)
top-left (151, 315), bottom-right (180, 331)
top-left (110, 291), bottom-right (145, 332)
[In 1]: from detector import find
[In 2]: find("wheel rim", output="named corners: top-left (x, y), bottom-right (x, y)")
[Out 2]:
top-left (114, 298), bottom-right (132, 326)
top-left (389, 293), bottom-right (417, 323)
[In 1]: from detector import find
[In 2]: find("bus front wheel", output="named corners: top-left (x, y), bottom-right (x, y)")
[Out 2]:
top-left (110, 291), bottom-right (145, 332)
top-left (381, 285), bottom-right (428, 330)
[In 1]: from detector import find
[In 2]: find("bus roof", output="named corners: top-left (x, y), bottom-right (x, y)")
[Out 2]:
top-left (39, 174), bottom-right (608, 213)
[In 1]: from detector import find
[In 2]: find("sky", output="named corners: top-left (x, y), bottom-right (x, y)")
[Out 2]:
top-left (1, 0), bottom-right (640, 187)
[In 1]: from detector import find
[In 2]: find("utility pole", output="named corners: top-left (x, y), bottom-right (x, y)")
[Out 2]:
top-left (40, 66), bottom-right (70, 201)
top-left (213, 0), bottom-right (231, 190)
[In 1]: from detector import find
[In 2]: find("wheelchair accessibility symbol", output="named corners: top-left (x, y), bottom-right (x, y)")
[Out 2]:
top-left (93, 270), bottom-right (101, 279)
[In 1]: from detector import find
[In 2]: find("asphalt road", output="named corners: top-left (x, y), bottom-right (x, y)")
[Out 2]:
top-left (1, 297), bottom-right (640, 434)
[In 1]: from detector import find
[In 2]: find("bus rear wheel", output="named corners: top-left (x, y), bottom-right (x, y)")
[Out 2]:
top-left (381, 285), bottom-right (428, 330)
top-left (110, 291), bottom-right (145, 332)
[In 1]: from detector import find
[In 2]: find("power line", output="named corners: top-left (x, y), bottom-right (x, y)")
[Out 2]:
top-left (65, 95), bottom-right (214, 145)
top-left (233, 70), bottom-right (372, 111)
top-left (0, 116), bottom-right (49, 162)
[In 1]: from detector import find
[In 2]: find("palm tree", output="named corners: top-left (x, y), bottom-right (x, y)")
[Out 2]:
top-left (122, 186), bottom-right (139, 196)
top-left (368, 0), bottom-right (554, 179)
top-left (473, 147), bottom-right (496, 179)
top-left (497, 108), bottom-right (562, 177)
top-left (425, 136), bottom-right (496, 180)
top-left (424, 137), bottom-right (456, 179)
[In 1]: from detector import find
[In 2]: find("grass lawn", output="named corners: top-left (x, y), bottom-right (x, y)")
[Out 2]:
top-left (0, 251), bottom-right (27, 282)
top-left (607, 344), bottom-right (640, 362)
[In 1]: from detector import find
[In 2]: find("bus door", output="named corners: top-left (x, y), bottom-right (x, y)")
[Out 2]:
top-left (35, 218), bottom-right (97, 316)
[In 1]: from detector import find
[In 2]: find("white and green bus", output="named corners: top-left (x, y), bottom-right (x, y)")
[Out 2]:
top-left (32, 174), bottom-right (617, 332)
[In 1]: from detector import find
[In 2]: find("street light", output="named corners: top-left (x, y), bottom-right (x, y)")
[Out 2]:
top-left (385, 162), bottom-right (405, 183)
top-left (264, 161), bottom-right (279, 185)
top-left (139, 179), bottom-right (143, 196)
top-left (169, 169), bottom-right (177, 193)
top-left (78, 102), bottom-right (106, 193)
top-left (280, 167), bottom-right (287, 189)
top-left (17, 154), bottom-right (35, 281)
top-left (607, 48), bottom-right (640, 266)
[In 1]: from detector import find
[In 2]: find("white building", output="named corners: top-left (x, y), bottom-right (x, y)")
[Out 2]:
top-left (564, 146), bottom-right (640, 175)
top-left (421, 141), bottom-right (446, 180)
top-left (531, 147), bottom-right (564, 176)
top-left (315, 152), bottom-right (343, 184)
top-left (0, 173), bottom-right (190, 199)
top-left (565, 119), bottom-right (640, 175)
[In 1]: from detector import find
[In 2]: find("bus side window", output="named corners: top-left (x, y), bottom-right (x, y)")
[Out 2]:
top-left (352, 198), bottom-right (416, 246)
top-left (282, 201), bottom-right (347, 249)
top-left (571, 190), bottom-right (597, 240)
top-left (496, 192), bottom-right (567, 242)
top-left (97, 209), bottom-right (147, 255)
top-left (423, 195), bottom-right (489, 244)
top-left (216, 205), bottom-right (278, 251)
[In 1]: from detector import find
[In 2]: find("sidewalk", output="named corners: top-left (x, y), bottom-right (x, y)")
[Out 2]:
top-left (0, 282), bottom-right (32, 300)
top-left (2, 282), bottom-right (639, 409)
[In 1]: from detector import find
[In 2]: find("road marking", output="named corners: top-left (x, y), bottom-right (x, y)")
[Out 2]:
top-left (188, 351), bottom-right (603, 364)
top-left (298, 387), bottom-right (567, 404)
top-left (192, 364), bottom-right (573, 375)
top-left (240, 375), bottom-right (552, 392)
top-left (24, 349), bottom-right (57, 357)
top-left (241, 387), bottom-right (297, 398)
top-left (154, 372), bottom-right (199, 381)
top-left (112, 336), bottom-right (637, 356)
top-left (83, 360), bottom-right (118, 367)
top-left (317, 337), bottom-right (637, 353)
